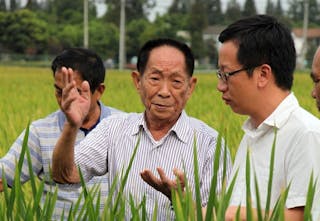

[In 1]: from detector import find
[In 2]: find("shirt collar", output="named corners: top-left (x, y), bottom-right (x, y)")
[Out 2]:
top-left (132, 110), bottom-right (191, 143)
top-left (243, 92), bottom-right (299, 134)
top-left (58, 100), bottom-right (107, 135)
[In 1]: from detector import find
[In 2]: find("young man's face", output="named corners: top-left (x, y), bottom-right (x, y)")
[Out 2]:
top-left (217, 41), bottom-right (258, 116)
top-left (54, 69), bottom-right (103, 123)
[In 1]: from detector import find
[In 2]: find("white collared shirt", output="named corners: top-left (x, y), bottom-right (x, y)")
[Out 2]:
top-left (229, 93), bottom-right (320, 220)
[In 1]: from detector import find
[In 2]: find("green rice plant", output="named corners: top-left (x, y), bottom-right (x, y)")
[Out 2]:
top-left (304, 172), bottom-right (317, 221)
top-left (245, 147), bottom-right (253, 221)
top-left (0, 122), bottom-right (318, 221)
top-left (264, 128), bottom-right (277, 220)
top-left (0, 123), bottom-right (59, 220)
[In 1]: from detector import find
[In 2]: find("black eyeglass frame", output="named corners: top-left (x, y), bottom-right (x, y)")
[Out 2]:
top-left (216, 67), bottom-right (251, 82)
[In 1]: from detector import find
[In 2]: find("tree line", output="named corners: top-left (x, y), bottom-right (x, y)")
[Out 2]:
top-left (0, 0), bottom-right (319, 67)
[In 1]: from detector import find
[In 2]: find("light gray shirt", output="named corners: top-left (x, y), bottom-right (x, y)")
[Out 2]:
top-left (75, 110), bottom-right (232, 220)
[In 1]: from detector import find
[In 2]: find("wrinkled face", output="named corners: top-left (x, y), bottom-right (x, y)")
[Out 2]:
top-left (132, 46), bottom-right (196, 124)
top-left (216, 41), bottom-right (257, 115)
top-left (54, 69), bottom-right (102, 114)
top-left (311, 48), bottom-right (320, 112)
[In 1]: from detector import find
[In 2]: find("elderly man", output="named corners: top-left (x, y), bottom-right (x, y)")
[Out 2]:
top-left (52, 38), bottom-right (232, 220)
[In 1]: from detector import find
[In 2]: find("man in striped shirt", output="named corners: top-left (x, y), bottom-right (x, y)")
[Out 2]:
top-left (0, 48), bottom-right (122, 220)
top-left (52, 38), bottom-right (232, 220)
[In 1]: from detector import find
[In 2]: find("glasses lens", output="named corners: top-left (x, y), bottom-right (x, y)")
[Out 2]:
top-left (217, 70), bottom-right (226, 82)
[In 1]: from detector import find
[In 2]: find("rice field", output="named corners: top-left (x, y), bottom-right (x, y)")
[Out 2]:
top-left (0, 65), bottom-right (318, 220)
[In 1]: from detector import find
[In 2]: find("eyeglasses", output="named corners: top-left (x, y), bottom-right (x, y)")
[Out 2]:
top-left (216, 67), bottom-right (249, 82)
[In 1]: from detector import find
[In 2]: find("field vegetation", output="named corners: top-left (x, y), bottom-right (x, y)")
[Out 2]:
top-left (0, 66), bottom-right (318, 220)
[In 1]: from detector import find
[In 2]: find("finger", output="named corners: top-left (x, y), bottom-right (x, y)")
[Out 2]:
top-left (156, 167), bottom-right (169, 182)
top-left (80, 81), bottom-right (91, 99)
top-left (173, 168), bottom-right (185, 188)
top-left (62, 66), bottom-right (68, 88)
top-left (140, 169), bottom-right (161, 189)
top-left (157, 167), bottom-right (176, 189)
top-left (67, 67), bottom-right (74, 84)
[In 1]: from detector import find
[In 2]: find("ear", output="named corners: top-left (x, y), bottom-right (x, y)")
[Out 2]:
top-left (94, 83), bottom-right (105, 100)
top-left (187, 77), bottom-right (197, 98)
top-left (257, 64), bottom-right (272, 88)
top-left (131, 71), bottom-right (142, 91)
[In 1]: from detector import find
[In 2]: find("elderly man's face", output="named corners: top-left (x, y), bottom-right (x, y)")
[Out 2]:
top-left (132, 45), bottom-right (197, 125)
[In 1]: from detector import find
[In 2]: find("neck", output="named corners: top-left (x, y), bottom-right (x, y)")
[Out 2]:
top-left (146, 115), bottom-right (178, 141)
top-left (82, 102), bottom-right (101, 129)
top-left (251, 90), bottom-right (290, 128)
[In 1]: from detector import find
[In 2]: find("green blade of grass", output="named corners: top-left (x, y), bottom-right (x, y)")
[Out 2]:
top-left (205, 131), bottom-right (223, 221)
top-left (264, 128), bottom-right (277, 221)
top-left (192, 132), bottom-right (203, 221)
top-left (216, 169), bottom-right (239, 220)
top-left (253, 172), bottom-right (263, 221)
top-left (245, 148), bottom-right (253, 221)
top-left (112, 130), bottom-right (141, 214)
top-left (304, 172), bottom-right (316, 221)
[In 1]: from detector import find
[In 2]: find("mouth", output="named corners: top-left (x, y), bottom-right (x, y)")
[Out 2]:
top-left (153, 103), bottom-right (170, 108)
top-left (222, 96), bottom-right (231, 104)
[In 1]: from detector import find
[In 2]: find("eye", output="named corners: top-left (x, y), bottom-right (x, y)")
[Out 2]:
top-left (171, 78), bottom-right (184, 88)
top-left (54, 85), bottom-right (63, 97)
top-left (55, 89), bottom-right (62, 97)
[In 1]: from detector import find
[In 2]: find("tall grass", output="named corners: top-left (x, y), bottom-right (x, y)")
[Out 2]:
top-left (2, 123), bottom-right (316, 220)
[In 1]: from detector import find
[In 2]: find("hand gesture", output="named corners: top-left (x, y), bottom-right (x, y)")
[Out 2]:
top-left (140, 167), bottom-right (185, 201)
top-left (61, 67), bottom-right (91, 128)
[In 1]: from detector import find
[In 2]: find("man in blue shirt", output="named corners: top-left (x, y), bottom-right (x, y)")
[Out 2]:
top-left (0, 48), bottom-right (122, 220)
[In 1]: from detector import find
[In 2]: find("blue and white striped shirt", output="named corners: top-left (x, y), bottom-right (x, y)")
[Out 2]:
top-left (0, 102), bottom-right (122, 220)
top-left (75, 110), bottom-right (232, 220)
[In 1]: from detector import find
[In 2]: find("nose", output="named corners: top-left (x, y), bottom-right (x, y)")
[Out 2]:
top-left (217, 79), bottom-right (228, 92)
top-left (158, 81), bottom-right (171, 97)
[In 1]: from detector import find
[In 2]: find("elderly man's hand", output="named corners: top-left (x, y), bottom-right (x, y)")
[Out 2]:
top-left (140, 167), bottom-right (185, 201)
top-left (61, 67), bottom-right (91, 128)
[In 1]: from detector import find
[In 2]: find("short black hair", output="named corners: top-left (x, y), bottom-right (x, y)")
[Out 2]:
top-left (219, 15), bottom-right (296, 90)
top-left (51, 47), bottom-right (105, 93)
top-left (137, 38), bottom-right (195, 76)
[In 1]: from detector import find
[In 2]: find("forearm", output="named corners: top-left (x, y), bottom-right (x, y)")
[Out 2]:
top-left (52, 123), bottom-right (80, 183)
top-left (225, 206), bottom-right (304, 221)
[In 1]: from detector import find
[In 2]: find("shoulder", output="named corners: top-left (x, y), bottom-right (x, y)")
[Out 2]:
top-left (99, 102), bottom-right (126, 118)
top-left (186, 115), bottom-right (219, 139)
top-left (99, 112), bottom-right (140, 129)
top-left (30, 110), bottom-right (61, 128)
top-left (291, 107), bottom-right (320, 133)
